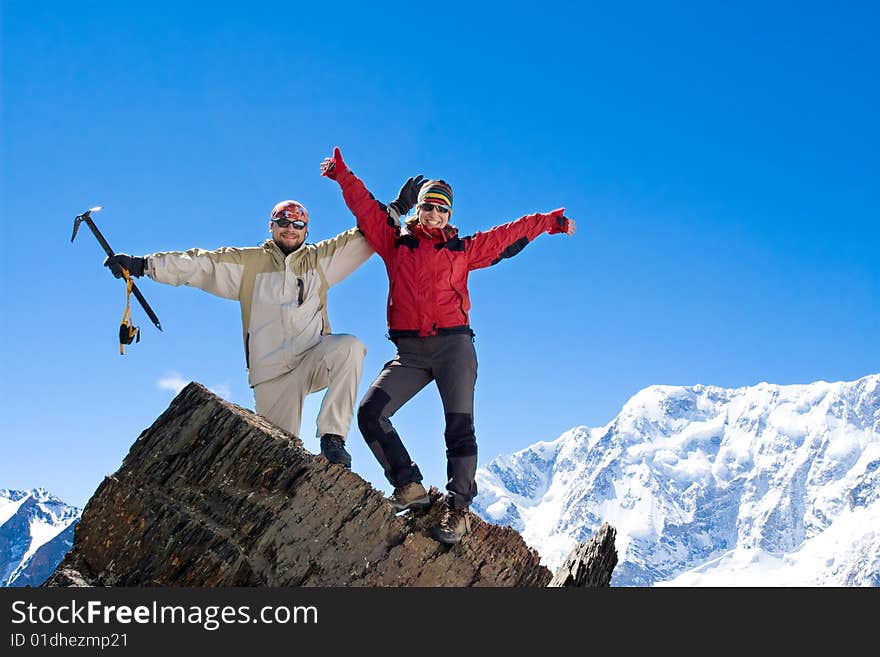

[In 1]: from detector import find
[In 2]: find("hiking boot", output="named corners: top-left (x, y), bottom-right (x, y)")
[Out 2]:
top-left (387, 482), bottom-right (430, 512)
top-left (431, 505), bottom-right (471, 545)
top-left (320, 433), bottom-right (351, 469)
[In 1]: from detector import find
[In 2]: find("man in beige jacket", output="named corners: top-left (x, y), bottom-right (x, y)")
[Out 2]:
top-left (105, 199), bottom-right (382, 468)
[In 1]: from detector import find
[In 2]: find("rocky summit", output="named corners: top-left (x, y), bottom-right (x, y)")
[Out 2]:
top-left (45, 383), bottom-right (615, 587)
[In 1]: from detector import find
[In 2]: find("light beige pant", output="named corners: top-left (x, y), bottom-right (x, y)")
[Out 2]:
top-left (253, 334), bottom-right (366, 439)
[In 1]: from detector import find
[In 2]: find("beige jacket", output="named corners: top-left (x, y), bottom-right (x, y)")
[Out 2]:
top-left (146, 228), bottom-right (373, 386)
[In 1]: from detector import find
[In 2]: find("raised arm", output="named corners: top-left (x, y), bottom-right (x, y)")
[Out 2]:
top-left (465, 208), bottom-right (576, 271)
top-left (320, 147), bottom-right (420, 259)
top-left (314, 226), bottom-right (375, 287)
top-left (146, 246), bottom-right (246, 300)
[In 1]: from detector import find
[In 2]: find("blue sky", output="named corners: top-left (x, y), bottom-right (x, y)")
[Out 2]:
top-left (2, 1), bottom-right (878, 508)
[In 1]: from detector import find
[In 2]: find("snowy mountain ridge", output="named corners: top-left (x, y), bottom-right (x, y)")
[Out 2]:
top-left (0, 488), bottom-right (81, 587)
top-left (473, 374), bottom-right (880, 586)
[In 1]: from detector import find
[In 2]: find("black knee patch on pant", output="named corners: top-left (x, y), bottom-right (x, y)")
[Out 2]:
top-left (358, 387), bottom-right (391, 444)
top-left (444, 412), bottom-right (477, 457)
top-left (358, 386), bottom-right (421, 488)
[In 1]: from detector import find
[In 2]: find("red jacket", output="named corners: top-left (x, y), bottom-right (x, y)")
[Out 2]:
top-left (335, 167), bottom-right (570, 337)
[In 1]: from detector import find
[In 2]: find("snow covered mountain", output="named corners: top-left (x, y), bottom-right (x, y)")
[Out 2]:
top-left (0, 488), bottom-right (80, 587)
top-left (473, 374), bottom-right (880, 586)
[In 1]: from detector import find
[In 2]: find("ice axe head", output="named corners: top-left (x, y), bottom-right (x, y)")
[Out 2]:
top-left (71, 205), bottom-right (103, 242)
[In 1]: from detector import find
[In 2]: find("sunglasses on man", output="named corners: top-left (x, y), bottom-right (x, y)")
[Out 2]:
top-left (419, 202), bottom-right (451, 214)
top-left (272, 217), bottom-right (308, 229)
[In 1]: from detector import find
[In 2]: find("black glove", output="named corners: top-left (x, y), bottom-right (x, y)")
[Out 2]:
top-left (388, 174), bottom-right (425, 216)
top-left (104, 253), bottom-right (146, 279)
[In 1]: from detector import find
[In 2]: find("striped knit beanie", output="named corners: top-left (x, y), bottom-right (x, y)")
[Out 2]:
top-left (417, 180), bottom-right (453, 208)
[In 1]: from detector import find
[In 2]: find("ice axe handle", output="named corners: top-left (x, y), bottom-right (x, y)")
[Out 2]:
top-left (130, 282), bottom-right (162, 331)
top-left (72, 211), bottom-right (163, 332)
top-left (75, 215), bottom-right (115, 257)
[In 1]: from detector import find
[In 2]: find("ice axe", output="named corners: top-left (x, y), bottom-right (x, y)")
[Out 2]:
top-left (71, 206), bottom-right (163, 332)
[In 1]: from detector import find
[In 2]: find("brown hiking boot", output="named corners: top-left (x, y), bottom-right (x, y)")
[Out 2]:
top-left (387, 482), bottom-right (430, 512)
top-left (431, 506), bottom-right (471, 545)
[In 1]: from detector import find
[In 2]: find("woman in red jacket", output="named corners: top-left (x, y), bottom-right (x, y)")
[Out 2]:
top-left (322, 147), bottom-right (576, 544)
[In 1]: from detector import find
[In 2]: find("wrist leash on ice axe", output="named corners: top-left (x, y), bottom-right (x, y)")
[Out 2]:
top-left (71, 206), bottom-right (163, 354)
top-left (117, 267), bottom-right (140, 354)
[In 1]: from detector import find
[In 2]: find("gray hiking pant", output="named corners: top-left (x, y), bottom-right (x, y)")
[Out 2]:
top-left (357, 333), bottom-right (478, 510)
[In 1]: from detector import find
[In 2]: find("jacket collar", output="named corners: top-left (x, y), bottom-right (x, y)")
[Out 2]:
top-left (407, 221), bottom-right (459, 243)
top-left (263, 238), bottom-right (306, 263)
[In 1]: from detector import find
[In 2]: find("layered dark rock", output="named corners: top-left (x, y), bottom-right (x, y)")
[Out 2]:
top-left (45, 382), bottom-right (615, 587)
top-left (548, 523), bottom-right (618, 587)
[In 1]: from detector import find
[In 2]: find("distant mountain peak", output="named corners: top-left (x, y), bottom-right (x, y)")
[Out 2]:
top-left (0, 487), bottom-right (81, 587)
top-left (474, 374), bottom-right (880, 586)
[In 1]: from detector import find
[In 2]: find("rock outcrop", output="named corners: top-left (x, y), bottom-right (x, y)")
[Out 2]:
top-left (45, 383), bottom-right (615, 587)
top-left (548, 523), bottom-right (618, 587)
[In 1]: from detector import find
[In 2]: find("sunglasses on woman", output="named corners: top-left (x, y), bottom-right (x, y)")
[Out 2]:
top-left (272, 218), bottom-right (308, 229)
top-left (419, 202), bottom-right (451, 214)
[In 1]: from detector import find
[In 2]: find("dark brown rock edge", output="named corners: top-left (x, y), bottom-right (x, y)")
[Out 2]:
top-left (548, 523), bottom-right (618, 587)
top-left (44, 382), bottom-right (615, 587)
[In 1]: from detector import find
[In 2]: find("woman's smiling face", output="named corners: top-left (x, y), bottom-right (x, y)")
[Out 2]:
top-left (417, 202), bottom-right (452, 230)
